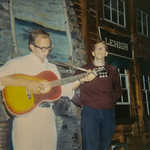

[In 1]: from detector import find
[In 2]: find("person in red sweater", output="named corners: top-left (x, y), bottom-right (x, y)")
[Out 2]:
top-left (74, 40), bottom-right (122, 150)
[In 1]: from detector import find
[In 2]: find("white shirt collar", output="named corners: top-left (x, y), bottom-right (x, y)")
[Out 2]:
top-left (30, 52), bottom-right (48, 64)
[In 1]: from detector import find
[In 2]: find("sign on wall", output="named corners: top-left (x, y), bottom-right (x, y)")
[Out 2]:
top-left (99, 27), bottom-right (132, 59)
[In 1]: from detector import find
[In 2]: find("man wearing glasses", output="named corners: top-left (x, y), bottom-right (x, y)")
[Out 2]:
top-left (0, 29), bottom-right (96, 150)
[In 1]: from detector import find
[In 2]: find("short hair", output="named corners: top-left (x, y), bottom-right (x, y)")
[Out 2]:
top-left (29, 29), bottom-right (50, 45)
top-left (93, 40), bottom-right (108, 51)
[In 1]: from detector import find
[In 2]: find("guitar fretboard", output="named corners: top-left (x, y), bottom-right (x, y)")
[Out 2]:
top-left (50, 66), bottom-right (108, 88)
top-left (50, 73), bottom-right (86, 87)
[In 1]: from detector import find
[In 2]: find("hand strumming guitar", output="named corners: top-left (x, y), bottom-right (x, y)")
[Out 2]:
top-left (0, 75), bottom-right (52, 94)
top-left (27, 80), bottom-right (52, 94)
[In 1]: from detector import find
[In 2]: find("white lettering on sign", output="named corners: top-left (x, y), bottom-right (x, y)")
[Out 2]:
top-left (105, 37), bottom-right (128, 51)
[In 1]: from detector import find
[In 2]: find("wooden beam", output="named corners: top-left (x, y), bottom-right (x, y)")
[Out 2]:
top-left (129, 0), bottom-right (144, 136)
top-left (80, 0), bottom-right (88, 49)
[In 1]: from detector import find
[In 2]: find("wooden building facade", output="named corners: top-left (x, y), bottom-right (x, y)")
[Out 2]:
top-left (72, 0), bottom-right (150, 148)
top-left (0, 0), bottom-right (150, 149)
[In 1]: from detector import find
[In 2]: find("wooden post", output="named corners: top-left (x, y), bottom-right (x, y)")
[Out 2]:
top-left (129, 0), bottom-right (144, 136)
top-left (80, 0), bottom-right (87, 49)
top-left (9, 0), bottom-right (18, 58)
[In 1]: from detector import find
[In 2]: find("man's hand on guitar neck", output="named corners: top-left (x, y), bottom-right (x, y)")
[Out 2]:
top-left (72, 70), bottom-right (96, 89)
top-left (79, 70), bottom-right (96, 84)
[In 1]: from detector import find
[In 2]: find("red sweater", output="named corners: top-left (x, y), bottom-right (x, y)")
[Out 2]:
top-left (77, 63), bottom-right (122, 109)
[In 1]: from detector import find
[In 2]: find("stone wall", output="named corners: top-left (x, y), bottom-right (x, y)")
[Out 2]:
top-left (54, 1), bottom-right (85, 149)
top-left (54, 97), bottom-right (81, 150)
top-left (0, 0), bottom-right (13, 121)
top-left (0, 0), bottom-right (85, 149)
top-left (0, 1), bottom-right (14, 149)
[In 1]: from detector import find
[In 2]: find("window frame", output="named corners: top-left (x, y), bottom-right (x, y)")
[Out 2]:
top-left (141, 74), bottom-right (150, 116)
top-left (136, 9), bottom-right (150, 38)
top-left (103, 0), bottom-right (126, 28)
top-left (117, 68), bottom-right (130, 105)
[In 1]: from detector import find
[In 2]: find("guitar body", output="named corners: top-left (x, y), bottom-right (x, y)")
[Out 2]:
top-left (2, 71), bottom-right (62, 116)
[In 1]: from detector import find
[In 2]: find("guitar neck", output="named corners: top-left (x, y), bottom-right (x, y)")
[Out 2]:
top-left (50, 66), bottom-right (107, 88)
top-left (50, 73), bottom-right (86, 87)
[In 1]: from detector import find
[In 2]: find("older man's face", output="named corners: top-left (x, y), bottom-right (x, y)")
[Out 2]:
top-left (30, 35), bottom-right (51, 62)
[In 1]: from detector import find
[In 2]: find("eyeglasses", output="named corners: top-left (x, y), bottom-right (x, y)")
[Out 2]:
top-left (32, 43), bottom-right (52, 51)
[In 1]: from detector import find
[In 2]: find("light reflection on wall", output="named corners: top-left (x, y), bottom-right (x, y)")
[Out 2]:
top-left (15, 19), bottom-right (70, 63)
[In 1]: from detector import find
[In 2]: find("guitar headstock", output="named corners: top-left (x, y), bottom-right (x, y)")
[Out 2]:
top-left (93, 66), bottom-right (108, 78)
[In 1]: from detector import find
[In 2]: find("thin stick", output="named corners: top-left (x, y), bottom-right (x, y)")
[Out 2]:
top-left (50, 61), bottom-right (89, 72)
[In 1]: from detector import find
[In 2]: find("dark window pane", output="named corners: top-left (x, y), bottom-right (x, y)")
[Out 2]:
top-left (149, 77), bottom-right (150, 89)
top-left (104, 6), bottom-right (111, 20)
top-left (143, 14), bottom-right (146, 24)
top-left (148, 103), bottom-right (150, 116)
top-left (143, 103), bottom-right (148, 117)
top-left (147, 92), bottom-right (150, 101)
top-left (142, 91), bottom-right (146, 102)
top-left (122, 90), bottom-right (128, 102)
top-left (136, 11), bottom-right (141, 32)
top-left (104, 0), bottom-right (111, 6)
top-left (148, 16), bottom-right (150, 36)
top-left (136, 10), bottom-right (141, 21)
top-left (121, 76), bottom-right (126, 88)
top-left (112, 10), bottom-right (117, 23)
top-left (144, 76), bottom-right (149, 89)
top-left (118, 0), bottom-right (124, 12)
top-left (137, 21), bottom-right (142, 33)
top-left (143, 24), bottom-right (147, 35)
top-left (119, 68), bottom-right (125, 74)
top-left (143, 14), bottom-right (147, 35)
top-left (111, 0), bottom-right (117, 9)
top-left (119, 13), bottom-right (124, 25)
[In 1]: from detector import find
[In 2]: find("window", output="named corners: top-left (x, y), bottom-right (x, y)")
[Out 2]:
top-left (117, 68), bottom-right (130, 105)
top-left (103, 0), bottom-right (126, 27)
top-left (115, 68), bottom-right (131, 124)
top-left (141, 74), bottom-right (150, 117)
top-left (136, 9), bottom-right (150, 37)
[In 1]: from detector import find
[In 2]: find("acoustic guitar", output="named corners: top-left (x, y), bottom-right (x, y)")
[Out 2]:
top-left (2, 67), bottom-right (108, 116)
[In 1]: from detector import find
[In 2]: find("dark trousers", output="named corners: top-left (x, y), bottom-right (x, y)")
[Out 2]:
top-left (81, 106), bottom-right (115, 150)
